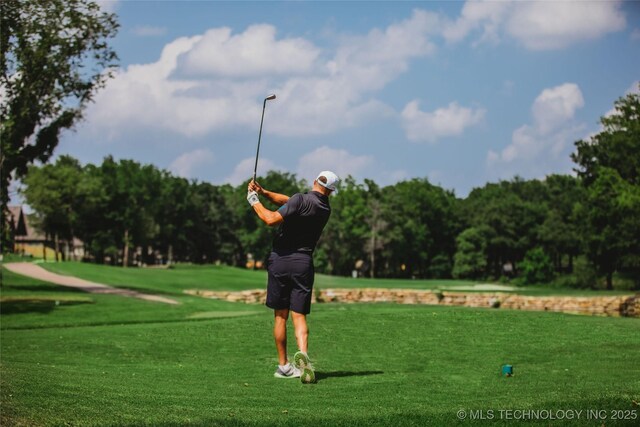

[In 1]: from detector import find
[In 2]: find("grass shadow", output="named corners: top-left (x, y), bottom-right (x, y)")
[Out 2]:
top-left (1, 298), bottom-right (94, 315)
top-left (2, 284), bottom-right (85, 294)
top-left (315, 370), bottom-right (384, 382)
top-left (1, 300), bottom-right (57, 315)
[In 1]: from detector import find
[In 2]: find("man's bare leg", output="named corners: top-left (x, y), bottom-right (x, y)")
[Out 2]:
top-left (291, 311), bottom-right (308, 353)
top-left (292, 311), bottom-right (315, 383)
top-left (274, 309), bottom-right (289, 365)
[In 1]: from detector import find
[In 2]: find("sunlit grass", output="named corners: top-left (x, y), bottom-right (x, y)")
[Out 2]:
top-left (1, 264), bottom-right (639, 426)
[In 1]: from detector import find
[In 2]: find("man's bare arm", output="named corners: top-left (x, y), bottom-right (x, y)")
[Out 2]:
top-left (249, 181), bottom-right (289, 206)
top-left (252, 203), bottom-right (284, 227)
top-left (262, 189), bottom-right (289, 206)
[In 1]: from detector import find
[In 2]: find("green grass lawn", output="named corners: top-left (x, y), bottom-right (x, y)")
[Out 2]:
top-left (19, 261), bottom-right (635, 297)
top-left (35, 261), bottom-right (479, 293)
top-left (2, 263), bottom-right (639, 426)
top-left (0, 269), bottom-right (262, 330)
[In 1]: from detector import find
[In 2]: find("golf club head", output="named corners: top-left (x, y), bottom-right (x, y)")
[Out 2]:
top-left (265, 94), bottom-right (276, 101)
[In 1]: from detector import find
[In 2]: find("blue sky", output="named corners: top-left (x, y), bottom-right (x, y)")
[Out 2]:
top-left (49, 0), bottom-right (640, 197)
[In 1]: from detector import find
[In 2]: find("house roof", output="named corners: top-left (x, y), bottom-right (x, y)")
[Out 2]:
top-left (8, 206), bottom-right (84, 246)
top-left (8, 205), bottom-right (46, 241)
top-left (8, 206), bottom-right (28, 236)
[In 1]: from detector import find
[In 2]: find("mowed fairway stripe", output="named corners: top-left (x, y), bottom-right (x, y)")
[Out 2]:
top-left (2, 304), bottom-right (639, 426)
top-left (4, 263), bottom-right (179, 305)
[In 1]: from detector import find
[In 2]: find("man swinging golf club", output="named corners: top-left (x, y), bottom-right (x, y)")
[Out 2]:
top-left (247, 171), bottom-right (339, 383)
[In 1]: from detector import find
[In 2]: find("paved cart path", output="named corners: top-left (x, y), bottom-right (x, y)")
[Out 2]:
top-left (4, 262), bottom-right (179, 305)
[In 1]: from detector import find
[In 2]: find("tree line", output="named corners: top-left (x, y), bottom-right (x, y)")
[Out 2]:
top-left (13, 89), bottom-right (639, 290)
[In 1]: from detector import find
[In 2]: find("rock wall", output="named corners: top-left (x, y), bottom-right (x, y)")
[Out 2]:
top-left (184, 288), bottom-right (640, 317)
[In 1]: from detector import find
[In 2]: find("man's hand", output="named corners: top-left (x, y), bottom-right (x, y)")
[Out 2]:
top-left (247, 179), bottom-right (289, 206)
top-left (247, 191), bottom-right (260, 207)
top-left (247, 183), bottom-right (285, 226)
top-left (249, 180), bottom-right (264, 194)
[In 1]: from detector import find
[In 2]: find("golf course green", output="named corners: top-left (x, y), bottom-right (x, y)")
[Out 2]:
top-left (1, 262), bottom-right (639, 426)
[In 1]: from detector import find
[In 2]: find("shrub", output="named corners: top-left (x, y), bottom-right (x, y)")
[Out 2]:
top-left (428, 254), bottom-right (453, 278)
top-left (573, 258), bottom-right (599, 289)
top-left (521, 247), bottom-right (554, 285)
top-left (452, 227), bottom-right (488, 279)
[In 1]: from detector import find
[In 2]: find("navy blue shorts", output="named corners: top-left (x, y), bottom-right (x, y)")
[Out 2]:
top-left (266, 251), bottom-right (314, 314)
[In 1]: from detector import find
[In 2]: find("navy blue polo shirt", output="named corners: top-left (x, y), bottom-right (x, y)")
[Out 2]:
top-left (273, 191), bottom-right (331, 253)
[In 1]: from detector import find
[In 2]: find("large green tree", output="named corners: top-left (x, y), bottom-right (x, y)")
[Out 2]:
top-left (153, 175), bottom-right (192, 263)
top-left (460, 179), bottom-right (548, 278)
top-left (381, 179), bottom-right (459, 278)
top-left (187, 182), bottom-right (242, 265)
top-left (318, 177), bottom-right (373, 276)
top-left (537, 174), bottom-right (584, 272)
top-left (363, 183), bottom-right (388, 278)
top-left (572, 87), bottom-right (640, 289)
top-left (103, 158), bottom-right (164, 266)
top-left (572, 87), bottom-right (640, 186)
top-left (452, 226), bottom-right (491, 279)
top-left (21, 155), bottom-right (85, 260)
top-left (72, 163), bottom-right (109, 261)
top-left (1, 0), bottom-right (118, 247)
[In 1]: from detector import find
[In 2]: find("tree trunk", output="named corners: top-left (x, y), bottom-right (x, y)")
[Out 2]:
top-left (370, 232), bottom-right (375, 279)
top-left (43, 233), bottom-right (47, 261)
top-left (54, 233), bottom-right (60, 262)
top-left (606, 271), bottom-right (613, 290)
top-left (168, 244), bottom-right (173, 266)
top-left (568, 254), bottom-right (574, 273)
top-left (123, 229), bottom-right (129, 268)
top-left (69, 225), bottom-right (76, 261)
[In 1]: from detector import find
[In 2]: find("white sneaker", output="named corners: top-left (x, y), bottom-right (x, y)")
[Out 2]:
top-left (294, 351), bottom-right (315, 384)
top-left (273, 363), bottom-right (301, 379)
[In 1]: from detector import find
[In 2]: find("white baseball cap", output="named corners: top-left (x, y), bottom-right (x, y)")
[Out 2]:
top-left (316, 170), bottom-right (340, 193)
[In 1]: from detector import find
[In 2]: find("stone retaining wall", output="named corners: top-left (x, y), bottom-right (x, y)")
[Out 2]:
top-left (184, 288), bottom-right (640, 317)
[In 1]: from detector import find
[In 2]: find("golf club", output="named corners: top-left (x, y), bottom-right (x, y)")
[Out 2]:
top-left (253, 94), bottom-right (276, 182)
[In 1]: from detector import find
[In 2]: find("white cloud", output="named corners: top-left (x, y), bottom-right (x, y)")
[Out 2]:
top-left (507, 1), bottom-right (626, 50)
top-left (169, 149), bottom-right (215, 179)
top-left (445, 0), bottom-right (626, 50)
top-left (84, 35), bottom-right (261, 138)
top-left (531, 83), bottom-right (584, 134)
top-left (227, 147), bottom-right (402, 189)
top-left (625, 81), bottom-right (640, 95)
top-left (379, 169), bottom-right (410, 186)
top-left (267, 9), bottom-right (439, 136)
top-left (176, 25), bottom-right (320, 78)
top-left (487, 83), bottom-right (586, 177)
top-left (330, 9), bottom-right (439, 86)
top-left (132, 25), bottom-right (168, 37)
top-left (79, 10), bottom-right (441, 140)
top-left (226, 157), bottom-right (285, 185)
top-left (443, 1), bottom-right (510, 45)
top-left (401, 101), bottom-right (485, 143)
top-left (296, 146), bottom-right (374, 183)
top-left (95, 0), bottom-right (118, 13)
